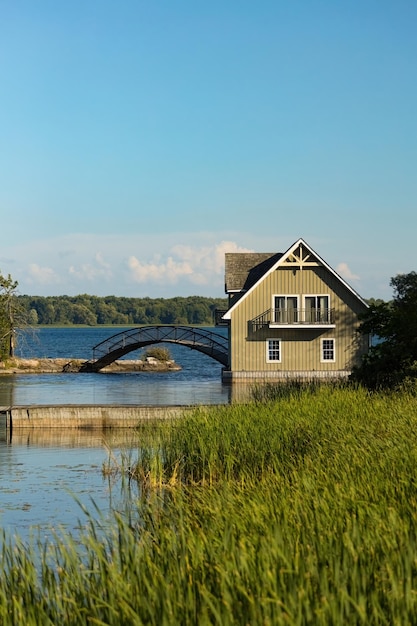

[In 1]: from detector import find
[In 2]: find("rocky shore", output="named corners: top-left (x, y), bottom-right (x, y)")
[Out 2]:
top-left (0, 357), bottom-right (181, 374)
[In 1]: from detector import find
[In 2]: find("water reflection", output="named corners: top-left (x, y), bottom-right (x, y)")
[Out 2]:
top-left (0, 327), bottom-right (256, 540)
top-left (0, 372), bottom-right (235, 406)
top-left (2, 427), bottom-right (143, 448)
top-left (0, 374), bottom-right (256, 407)
top-left (0, 428), bottom-right (143, 542)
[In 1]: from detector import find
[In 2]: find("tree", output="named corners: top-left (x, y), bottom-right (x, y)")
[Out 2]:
top-left (16, 294), bottom-right (229, 326)
top-left (0, 271), bottom-right (22, 358)
top-left (70, 304), bottom-right (97, 326)
top-left (351, 271), bottom-right (417, 389)
top-left (32, 298), bottom-right (56, 324)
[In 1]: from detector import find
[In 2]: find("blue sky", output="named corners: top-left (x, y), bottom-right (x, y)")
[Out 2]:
top-left (1, 1), bottom-right (416, 300)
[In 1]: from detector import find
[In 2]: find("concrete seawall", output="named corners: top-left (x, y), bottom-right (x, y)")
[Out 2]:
top-left (1, 405), bottom-right (197, 429)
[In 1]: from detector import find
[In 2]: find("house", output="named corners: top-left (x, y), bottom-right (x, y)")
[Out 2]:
top-left (220, 238), bottom-right (369, 382)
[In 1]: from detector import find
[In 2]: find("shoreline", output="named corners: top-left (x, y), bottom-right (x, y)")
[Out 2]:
top-left (0, 357), bottom-right (181, 374)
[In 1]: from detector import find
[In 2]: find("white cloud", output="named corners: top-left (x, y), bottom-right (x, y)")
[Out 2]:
top-left (67, 251), bottom-right (113, 283)
top-left (127, 255), bottom-right (193, 283)
top-left (27, 263), bottom-right (60, 285)
top-left (68, 260), bottom-right (113, 281)
top-left (128, 241), bottom-right (254, 287)
top-left (95, 252), bottom-right (111, 269)
top-left (4, 230), bottom-right (393, 299)
top-left (336, 262), bottom-right (360, 281)
top-left (172, 240), bottom-right (253, 276)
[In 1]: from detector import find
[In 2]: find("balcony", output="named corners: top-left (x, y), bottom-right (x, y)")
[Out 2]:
top-left (252, 308), bottom-right (335, 329)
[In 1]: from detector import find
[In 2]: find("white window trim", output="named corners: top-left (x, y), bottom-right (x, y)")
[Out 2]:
top-left (303, 294), bottom-right (331, 324)
top-left (302, 294), bottom-right (330, 307)
top-left (272, 294), bottom-right (299, 324)
top-left (321, 338), bottom-right (336, 363)
top-left (266, 338), bottom-right (281, 363)
top-left (272, 294), bottom-right (299, 308)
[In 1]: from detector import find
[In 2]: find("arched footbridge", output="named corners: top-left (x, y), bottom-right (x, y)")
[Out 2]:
top-left (79, 325), bottom-right (229, 372)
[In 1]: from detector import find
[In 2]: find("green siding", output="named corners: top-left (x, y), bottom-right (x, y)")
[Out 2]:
top-left (229, 266), bottom-right (368, 374)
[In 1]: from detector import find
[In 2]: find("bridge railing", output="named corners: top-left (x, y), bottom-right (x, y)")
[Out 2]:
top-left (84, 325), bottom-right (229, 370)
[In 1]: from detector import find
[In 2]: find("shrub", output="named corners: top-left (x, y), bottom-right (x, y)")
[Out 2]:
top-left (141, 346), bottom-right (172, 361)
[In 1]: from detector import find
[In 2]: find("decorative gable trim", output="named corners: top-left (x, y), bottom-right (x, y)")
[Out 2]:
top-left (281, 240), bottom-right (320, 268)
top-left (222, 238), bottom-right (368, 320)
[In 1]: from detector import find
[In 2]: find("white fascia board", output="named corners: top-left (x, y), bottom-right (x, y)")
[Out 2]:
top-left (222, 238), bottom-right (368, 320)
top-left (295, 239), bottom-right (369, 309)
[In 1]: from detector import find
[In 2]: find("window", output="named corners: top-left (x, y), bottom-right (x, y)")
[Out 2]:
top-left (273, 296), bottom-right (299, 323)
top-left (321, 338), bottom-right (335, 362)
top-left (304, 295), bottom-right (330, 323)
top-left (267, 339), bottom-right (281, 362)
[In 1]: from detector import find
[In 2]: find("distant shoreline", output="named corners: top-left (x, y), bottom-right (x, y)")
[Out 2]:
top-left (23, 323), bottom-right (215, 329)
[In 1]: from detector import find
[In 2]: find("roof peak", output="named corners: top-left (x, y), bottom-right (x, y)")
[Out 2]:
top-left (223, 238), bottom-right (368, 319)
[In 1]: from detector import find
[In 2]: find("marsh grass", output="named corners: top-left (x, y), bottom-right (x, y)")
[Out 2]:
top-left (2, 385), bottom-right (417, 624)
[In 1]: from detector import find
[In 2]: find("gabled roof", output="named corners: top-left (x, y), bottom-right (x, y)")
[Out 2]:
top-left (225, 252), bottom-right (282, 292)
top-left (222, 238), bottom-right (368, 320)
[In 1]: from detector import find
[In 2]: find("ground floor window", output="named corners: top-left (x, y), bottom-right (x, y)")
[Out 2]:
top-left (321, 338), bottom-right (335, 362)
top-left (267, 339), bottom-right (281, 362)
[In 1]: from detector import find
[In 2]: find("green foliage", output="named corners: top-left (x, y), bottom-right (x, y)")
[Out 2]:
top-left (142, 346), bottom-right (172, 361)
top-left (352, 271), bottom-right (417, 389)
top-left (3, 389), bottom-right (417, 623)
top-left (129, 384), bottom-right (384, 486)
top-left (0, 270), bottom-right (24, 358)
top-left (16, 294), bottom-right (228, 326)
top-left (28, 308), bottom-right (38, 325)
top-left (249, 378), bottom-right (351, 402)
top-left (365, 297), bottom-right (386, 307)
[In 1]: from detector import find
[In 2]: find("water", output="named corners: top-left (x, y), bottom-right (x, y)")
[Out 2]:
top-left (0, 429), bottom-right (142, 541)
top-left (1, 326), bottom-right (231, 406)
top-left (0, 326), bottom-right (231, 541)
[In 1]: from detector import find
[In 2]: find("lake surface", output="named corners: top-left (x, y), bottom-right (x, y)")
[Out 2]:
top-left (0, 428), bottom-right (143, 542)
top-left (0, 326), bottom-right (232, 541)
top-left (1, 326), bottom-right (231, 406)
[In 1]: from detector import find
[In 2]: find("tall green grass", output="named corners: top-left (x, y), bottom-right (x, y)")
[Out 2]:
top-left (1, 386), bottom-right (417, 624)
top-left (132, 384), bottom-right (417, 489)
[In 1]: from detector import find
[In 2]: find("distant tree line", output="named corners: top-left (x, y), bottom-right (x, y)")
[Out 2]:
top-left (16, 294), bottom-right (228, 327)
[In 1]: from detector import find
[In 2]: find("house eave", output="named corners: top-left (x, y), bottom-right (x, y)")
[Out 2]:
top-left (224, 238), bottom-right (369, 318)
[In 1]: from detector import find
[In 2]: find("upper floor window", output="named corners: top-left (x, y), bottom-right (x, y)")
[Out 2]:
top-left (304, 295), bottom-right (330, 324)
top-left (273, 295), bottom-right (299, 323)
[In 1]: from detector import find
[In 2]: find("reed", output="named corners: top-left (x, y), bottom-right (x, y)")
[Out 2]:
top-left (130, 384), bottom-right (417, 488)
top-left (1, 385), bottom-right (417, 624)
